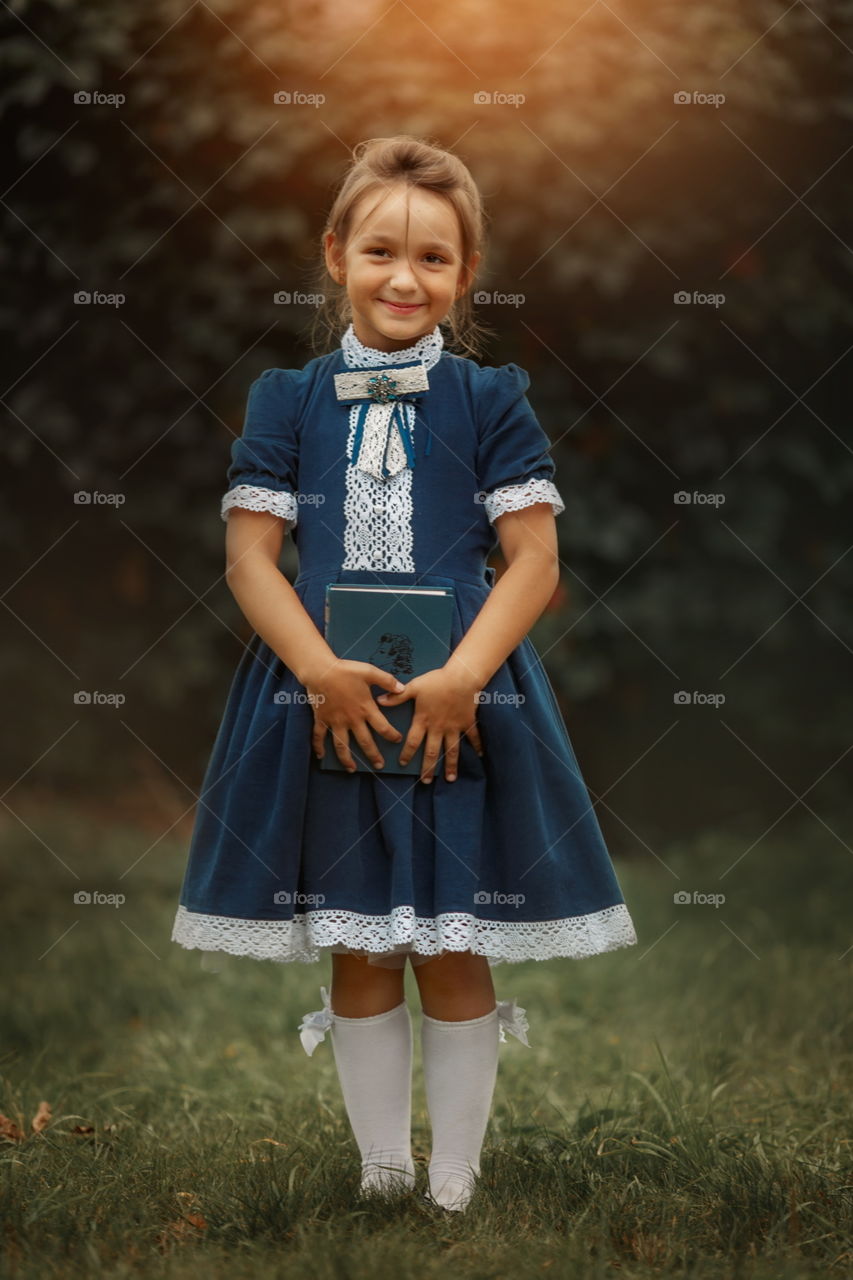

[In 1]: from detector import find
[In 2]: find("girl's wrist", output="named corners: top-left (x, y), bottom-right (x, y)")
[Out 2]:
top-left (442, 654), bottom-right (489, 695)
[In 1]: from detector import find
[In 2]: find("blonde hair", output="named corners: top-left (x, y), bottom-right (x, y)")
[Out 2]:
top-left (308, 135), bottom-right (493, 360)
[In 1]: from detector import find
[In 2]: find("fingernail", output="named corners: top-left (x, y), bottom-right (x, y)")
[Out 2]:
top-left (394, 680), bottom-right (405, 691)
top-left (423, 777), bottom-right (432, 784)
top-left (448, 774), bottom-right (456, 782)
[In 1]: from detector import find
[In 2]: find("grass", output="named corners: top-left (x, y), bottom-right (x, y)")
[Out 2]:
top-left (1, 798), bottom-right (851, 1277)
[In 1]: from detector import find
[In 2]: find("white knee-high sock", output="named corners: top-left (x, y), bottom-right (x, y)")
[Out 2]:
top-left (421, 1006), bottom-right (500, 1211)
top-left (329, 999), bottom-right (415, 1194)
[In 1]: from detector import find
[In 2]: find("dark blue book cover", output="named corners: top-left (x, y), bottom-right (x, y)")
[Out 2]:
top-left (320, 585), bottom-right (455, 775)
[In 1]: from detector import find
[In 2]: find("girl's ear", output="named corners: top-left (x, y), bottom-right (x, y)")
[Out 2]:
top-left (457, 249), bottom-right (482, 297)
top-left (324, 230), bottom-right (345, 283)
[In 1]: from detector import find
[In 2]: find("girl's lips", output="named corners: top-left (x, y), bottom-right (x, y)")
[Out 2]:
top-left (380, 300), bottom-right (423, 313)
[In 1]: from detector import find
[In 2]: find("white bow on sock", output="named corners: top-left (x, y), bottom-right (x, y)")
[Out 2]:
top-left (328, 998), bottom-right (416, 1196)
top-left (421, 1006), bottom-right (501, 1212)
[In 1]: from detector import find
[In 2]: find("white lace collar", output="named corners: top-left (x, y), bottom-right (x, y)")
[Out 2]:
top-left (340, 322), bottom-right (444, 372)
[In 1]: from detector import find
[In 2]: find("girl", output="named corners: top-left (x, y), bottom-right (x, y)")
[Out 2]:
top-left (171, 135), bottom-right (638, 1213)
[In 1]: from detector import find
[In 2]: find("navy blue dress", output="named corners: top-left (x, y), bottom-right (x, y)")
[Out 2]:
top-left (171, 325), bottom-right (637, 969)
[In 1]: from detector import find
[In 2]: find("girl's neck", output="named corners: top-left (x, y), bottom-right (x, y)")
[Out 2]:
top-left (340, 323), bottom-right (444, 370)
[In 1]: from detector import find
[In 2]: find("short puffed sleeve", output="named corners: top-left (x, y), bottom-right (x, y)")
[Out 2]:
top-left (220, 369), bottom-right (301, 529)
top-left (475, 363), bottom-right (565, 524)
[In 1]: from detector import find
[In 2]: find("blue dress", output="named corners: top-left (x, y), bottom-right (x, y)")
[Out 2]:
top-left (170, 324), bottom-right (637, 969)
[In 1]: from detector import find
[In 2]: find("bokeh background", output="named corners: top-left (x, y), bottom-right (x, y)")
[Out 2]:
top-left (3, 0), bottom-right (852, 844)
top-left (1, 3), bottom-right (852, 1273)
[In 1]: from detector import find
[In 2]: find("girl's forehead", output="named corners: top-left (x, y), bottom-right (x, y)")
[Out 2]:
top-left (351, 187), bottom-right (462, 248)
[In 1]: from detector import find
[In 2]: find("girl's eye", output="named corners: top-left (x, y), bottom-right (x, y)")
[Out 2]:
top-left (366, 248), bottom-right (447, 264)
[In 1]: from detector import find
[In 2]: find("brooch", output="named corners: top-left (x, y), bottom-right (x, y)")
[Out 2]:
top-left (334, 363), bottom-right (431, 480)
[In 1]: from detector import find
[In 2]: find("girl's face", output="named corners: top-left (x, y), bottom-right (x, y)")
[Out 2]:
top-left (324, 183), bottom-right (479, 353)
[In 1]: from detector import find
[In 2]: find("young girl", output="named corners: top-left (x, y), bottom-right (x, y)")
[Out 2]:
top-left (171, 135), bottom-right (637, 1213)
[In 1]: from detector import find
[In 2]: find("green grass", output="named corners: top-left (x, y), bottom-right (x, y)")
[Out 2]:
top-left (1, 800), bottom-right (851, 1277)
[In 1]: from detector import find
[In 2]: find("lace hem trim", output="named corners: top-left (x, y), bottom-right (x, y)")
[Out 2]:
top-left (483, 478), bottom-right (565, 524)
top-left (221, 485), bottom-right (298, 526)
top-left (171, 902), bottom-right (637, 966)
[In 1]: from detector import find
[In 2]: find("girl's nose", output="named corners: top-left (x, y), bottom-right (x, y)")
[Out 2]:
top-left (388, 258), bottom-right (418, 289)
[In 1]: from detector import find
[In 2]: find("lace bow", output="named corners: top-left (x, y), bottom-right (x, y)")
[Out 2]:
top-left (333, 364), bottom-right (431, 481)
top-left (298, 985), bottom-right (334, 1056)
top-left (496, 997), bottom-right (531, 1046)
top-left (297, 987), bottom-right (530, 1056)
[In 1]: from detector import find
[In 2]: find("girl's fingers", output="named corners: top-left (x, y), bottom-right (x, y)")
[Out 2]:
top-left (419, 733), bottom-right (444, 785)
top-left (465, 723), bottom-right (484, 757)
top-left (328, 725), bottom-right (358, 773)
top-left (365, 708), bottom-right (405, 744)
top-left (443, 732), bottom-right (460, 782)
top-left (376, 688), bottom-right (411, 704)
top-left (311, 719), bottom-right (327, 758)
top-left (351, 725), bottom-right (384, 770)
top-left (398, 719), bottom-right (426, 770)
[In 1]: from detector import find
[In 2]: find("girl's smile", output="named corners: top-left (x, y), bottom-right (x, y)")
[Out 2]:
top-left (379, 299), bottom-right (425, 315)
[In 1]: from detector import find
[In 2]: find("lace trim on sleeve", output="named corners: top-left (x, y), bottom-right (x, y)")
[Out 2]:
top-left (220, 485), bottom-right (298, 527)
top-left (483, 477), bottom-right (565, 524)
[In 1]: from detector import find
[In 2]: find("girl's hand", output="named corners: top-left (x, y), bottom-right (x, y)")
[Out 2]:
top-left (376, 667), bottom-right (484, 784)
top-left (306, 659), bottom-right (405, 773)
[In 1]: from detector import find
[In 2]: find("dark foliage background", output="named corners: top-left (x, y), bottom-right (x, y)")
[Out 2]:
top-left (2, 0), bottom-right (851, 847)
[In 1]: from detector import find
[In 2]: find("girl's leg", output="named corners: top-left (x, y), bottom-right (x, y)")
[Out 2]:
top-left (413, 950), bottom-right (500, 1212)
top-left (328, 953), bottom-right (414, 1194)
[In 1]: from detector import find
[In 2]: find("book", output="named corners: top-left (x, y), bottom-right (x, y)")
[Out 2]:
top-left (319, 584), bottom-right (456, 775)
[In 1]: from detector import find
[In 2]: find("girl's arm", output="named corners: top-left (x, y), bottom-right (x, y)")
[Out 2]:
top-left (442, 503), bottom-right (560, 690)
top-left (224, 509), bottom-right (405, 770)
top-left (377, 503), bottom-right (559, 783)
